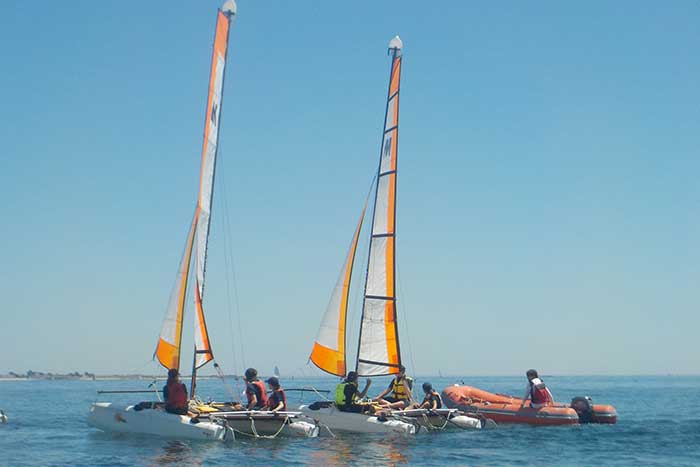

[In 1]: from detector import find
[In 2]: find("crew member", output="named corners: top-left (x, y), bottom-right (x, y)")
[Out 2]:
top-left (374, 365), bottom-right (413, 409)
top-left (264, 376), bottom-right (287, 412)
top-left (409, 382), bottom-right (442, 410)
top-left (521, 369), bottom-right (554, 408)
top-left (244, 368), bottom-right (268, 410)
top-left (335, 371), bottom-right (372, 413)
top-left (163, 368), bottom-right (188, 415)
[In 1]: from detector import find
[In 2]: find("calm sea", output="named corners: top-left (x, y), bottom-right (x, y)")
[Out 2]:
top-left (0, 375), bottom-right (698, 466)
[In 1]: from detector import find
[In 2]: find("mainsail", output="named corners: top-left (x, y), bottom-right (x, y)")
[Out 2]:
top-left (193, 7), bottom-right (234, 370)
top-left (310, 203), bottom-right (367, 377)
top-left (154, 3), bottom-right (236, 374)
top-left (356, 36), bottom-right (403, 377)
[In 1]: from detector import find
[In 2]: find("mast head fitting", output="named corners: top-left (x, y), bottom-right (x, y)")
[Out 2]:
top-left (388, 35), bottom-right (403, 54)
top-left (221, 0), bottom-right (237, 16)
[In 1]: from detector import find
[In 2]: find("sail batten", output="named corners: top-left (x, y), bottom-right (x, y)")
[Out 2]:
top-left (356, 41), bottom-right (403, 377)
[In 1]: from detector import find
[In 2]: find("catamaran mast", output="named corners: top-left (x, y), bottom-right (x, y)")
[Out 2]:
top-left (189, 0), bottom-right (237, 399)
top-left (355, 36), bottom-right (404, 377)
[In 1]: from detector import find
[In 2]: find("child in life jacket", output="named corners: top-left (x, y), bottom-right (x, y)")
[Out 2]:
top-left (521, 369), bottom-right (554, 409)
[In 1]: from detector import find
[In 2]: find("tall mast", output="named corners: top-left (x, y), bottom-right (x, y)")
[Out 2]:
top-left (356, 36), bottom-right (404, 377)
top-left (190, 0), bottom-right (236, 399)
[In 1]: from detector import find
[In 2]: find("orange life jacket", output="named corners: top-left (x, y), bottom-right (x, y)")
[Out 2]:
top-left (247, 380), bottom-right (268, 408)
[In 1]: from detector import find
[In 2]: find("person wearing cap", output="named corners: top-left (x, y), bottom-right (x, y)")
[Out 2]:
top-left (264, 376), bottom-right (287, 412)
top-left (410, 382), bottom-right (442, 410)
top-left (244, 368), bottom-right (268, 410)
top-left (520, 369), bottom-right (554, 409)
top-left (373, 365), bottom-right (414, 409)
top-left (163, 368), bottom-right (188, 415)
top-left (335, 371), bottom-right (372, 413)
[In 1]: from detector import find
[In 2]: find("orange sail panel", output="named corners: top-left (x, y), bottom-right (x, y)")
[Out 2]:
top-left (155, 213), bottom-right (198, 370)
top-left (193, 9), bottom-right (233, 369)
top-left (357, 38), bottom-right (403, 377)
top-left (311, 203), bottom-right (367, 377)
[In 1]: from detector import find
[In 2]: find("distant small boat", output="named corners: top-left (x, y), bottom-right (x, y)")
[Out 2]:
top-left (0, 410), bottom-right (7, 424)
top-left (442, 385), bottom-right (617, 426)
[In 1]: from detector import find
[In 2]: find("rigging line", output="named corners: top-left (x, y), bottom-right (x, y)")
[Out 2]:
top-left (218, 157), bottom-right (238, 374)
top-left (218, 152), bottom-right (246, 372)
top-left (396, 259), bottom-right (417, 375)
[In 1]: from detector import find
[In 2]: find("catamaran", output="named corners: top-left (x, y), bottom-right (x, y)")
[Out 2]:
top-left (299, 36), bottom-right (482, 435)
top-left (87, 1), bottom-right (318, 441)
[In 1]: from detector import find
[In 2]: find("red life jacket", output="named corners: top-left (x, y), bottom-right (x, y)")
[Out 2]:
top-left (247, 380), bottom-right (268, 408)
top-left (530, 378), bottom-right (552, 404)
top-left (166, 380), bottom-right (188, 410)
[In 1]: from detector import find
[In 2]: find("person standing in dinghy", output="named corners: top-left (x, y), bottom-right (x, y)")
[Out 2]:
top-left (521, 369), bottom-right (554, 409)
top-left (163, 368), bottom-right (189, 415)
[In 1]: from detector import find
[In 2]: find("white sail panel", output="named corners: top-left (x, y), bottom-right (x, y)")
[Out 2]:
top-left (356, 298), bottom-right (398, 376)
top-left (365, 237), bottom-right (387, 297)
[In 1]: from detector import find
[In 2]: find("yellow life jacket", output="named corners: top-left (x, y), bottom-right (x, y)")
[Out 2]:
top-left (335, 381), bottom-right (357, 406)
top-left (391, 376), bottom-right (414, 400)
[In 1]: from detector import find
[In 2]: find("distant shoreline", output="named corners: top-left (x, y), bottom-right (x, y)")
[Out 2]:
top-left (0, 375), bottom-right (242, 382)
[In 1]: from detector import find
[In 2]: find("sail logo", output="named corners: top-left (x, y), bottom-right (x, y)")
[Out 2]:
top-left (211, 103), bottom-right (218, 127)
top-left (383, 136), bottom-right (392, 159)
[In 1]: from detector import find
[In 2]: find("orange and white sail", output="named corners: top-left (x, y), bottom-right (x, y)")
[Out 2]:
top-left (155, 214), bottom-right (198, 370)
top-left (193, 4), bottom-right (235, 369)
top-left (356, 36), bottom-right (403, 377)
top-left (310, 203), bottom-right (367, 377)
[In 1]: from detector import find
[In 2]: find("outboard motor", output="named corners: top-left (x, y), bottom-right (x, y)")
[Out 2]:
top-left (570, 396), bottom-right (594, 423)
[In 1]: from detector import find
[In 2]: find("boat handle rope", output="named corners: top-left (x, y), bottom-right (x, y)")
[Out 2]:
top-left (420, 411), bottom-right (449, 431)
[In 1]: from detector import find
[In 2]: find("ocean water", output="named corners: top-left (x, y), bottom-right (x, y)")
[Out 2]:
top-left (1, 375), bottom-right (698, 466)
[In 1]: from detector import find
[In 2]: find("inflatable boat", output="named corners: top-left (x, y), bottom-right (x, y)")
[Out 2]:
top-left (442, 385), bottom-right (617, 426)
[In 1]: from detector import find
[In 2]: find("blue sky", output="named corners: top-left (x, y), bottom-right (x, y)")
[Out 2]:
top-left (1, 1), bottom-right (698, 377)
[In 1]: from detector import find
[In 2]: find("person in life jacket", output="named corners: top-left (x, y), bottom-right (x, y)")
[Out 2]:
top-left (244, 368), bottom-right (268, 410)
top-left (374, 365), bottom-right (414, 409)
top-left (335, 371), bottom-right (372, 413)
top-left (163, 368), bottom-right (188, 415)
top-left (521, 369), bottom-right (554, 409)
top-left (408, 382), bottom-right (443, 410)
top-left (264, 376), bottom-right (287, 412)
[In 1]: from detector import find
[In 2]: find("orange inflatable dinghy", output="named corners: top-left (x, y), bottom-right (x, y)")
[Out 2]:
top-left (442, 385), bottom-right (617, 426)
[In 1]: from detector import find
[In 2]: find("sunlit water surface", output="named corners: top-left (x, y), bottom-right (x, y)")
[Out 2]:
top-left (1, 376), bottom-right (699, 466)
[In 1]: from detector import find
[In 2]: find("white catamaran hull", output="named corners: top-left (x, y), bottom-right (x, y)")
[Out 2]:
top-left (299, 404), bottom-right (417, 435)
top-left (394, 408), bottom-right (483, 430)
top-left (87, 403), bottom-right (230, 441)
